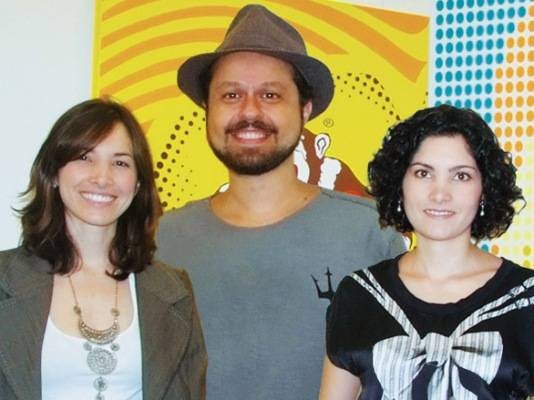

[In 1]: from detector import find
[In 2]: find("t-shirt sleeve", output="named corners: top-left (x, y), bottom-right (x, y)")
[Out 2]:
top-left (326, 275), bottom-right (362, 375)
top-left (385, 228), bottom-right (407, 259)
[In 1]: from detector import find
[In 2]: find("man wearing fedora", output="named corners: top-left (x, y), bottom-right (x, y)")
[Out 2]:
top-left (156, 4), bottom-right (404, 399)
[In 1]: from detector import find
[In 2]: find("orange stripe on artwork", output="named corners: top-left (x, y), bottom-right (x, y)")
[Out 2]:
top-left (100, 59), bottom-right (183, 95)
top-left (103, 0), bottom-right (159, 20)
top-left (101, 6), bottom-right (239, 48)
top-left (125, 85), bottom-right (181, 111)
top-left (292, 23), bottom-right (346, 54)
top-left (269, 0), bottom-right (426, 82)
top-left (140, 120), bottom-right (154, 135)
top-left (361, 7), bottom-right (428, 34)
top-left (100, 24), bottom-right (344, 77)
top-left (100, 28), bottom-right (226, 76)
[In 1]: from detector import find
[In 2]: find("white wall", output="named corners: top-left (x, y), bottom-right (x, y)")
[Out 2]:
top-left (0, 1), bottom-right (93, 249)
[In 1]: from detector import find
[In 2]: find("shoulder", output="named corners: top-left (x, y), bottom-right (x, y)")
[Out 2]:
top-left (364, 257), bottom-right (398, 277)
top-left (338, 258), bottom-right (397, 293)
top-left (154, 260), bottom-right (194, 288)
top-left (138, 259), bottom-right (195, 299)
top-left (0, 246), bottom-right (49, 275)
top-left (328, 261), bottom-right (396, 340)
top-left (157, 198), bottom-right (213, 241)
top-left (317, 190), bottom-right (405, 249)
top-left (318, 188), bottom-right (378, 214)
top-left (500, 258), bottom-right (534, 283)
top-left (0, 248), bottom-right (20, 290)
top-left (0, 247), bottom-right (52, 296)
top-left (159, 199), bottom-right (210, 224)
top-left (0, 247), bottom-right (21, 269)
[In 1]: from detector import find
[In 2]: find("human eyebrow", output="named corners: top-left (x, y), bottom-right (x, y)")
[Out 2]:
top-left (408, 162), bottom-right (434, 170)
top-left (114, 152), bottom-right (133, 158)
top-left (449, 165), bottom-right (478, 172)
top-left (259, 81), bottom-right (286, 91)
top-left (212, 81), bottom-right (241, 91)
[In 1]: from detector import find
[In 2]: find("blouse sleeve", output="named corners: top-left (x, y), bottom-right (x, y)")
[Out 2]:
top-left (326, 274), bottom-right (364, 375)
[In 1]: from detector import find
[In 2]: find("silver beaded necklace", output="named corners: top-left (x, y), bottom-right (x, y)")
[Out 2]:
top-left (68, 276), bottom-right (120, 400)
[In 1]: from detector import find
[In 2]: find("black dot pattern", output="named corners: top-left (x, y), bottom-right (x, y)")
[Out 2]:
top-left (154, 111), bottom-right (204, 210)
top-left (335, 72), bottom-right (403, 124)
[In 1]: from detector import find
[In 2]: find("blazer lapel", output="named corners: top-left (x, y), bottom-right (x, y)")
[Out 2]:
top-left (0, 250), bottom-right (53, 400)
top-left (137, 265), bottom-right (192, 400)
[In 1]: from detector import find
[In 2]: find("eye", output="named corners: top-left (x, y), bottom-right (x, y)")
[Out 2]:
top-left (455, 171), bottom-right (472, 181)
top-left (78, 153), bottom-right (90, 161)
top-left (262, 92), bottom-right (280, 101)
top-left (114, 159), bottom-right (130, 168)
top-left (222, 92), bottom-right (240, 100)
top-left (414, 169), bottom-right (430, 178)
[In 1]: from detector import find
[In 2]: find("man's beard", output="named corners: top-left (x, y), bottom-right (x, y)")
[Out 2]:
top-left (208, 119), bottom-right (302, 175)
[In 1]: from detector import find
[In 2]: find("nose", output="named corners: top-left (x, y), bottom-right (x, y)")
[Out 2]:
top-left (429, 179), bottom-right (452, 203)
top-left (90, 161), bottom-right (112, 187)
top-left (240, 94), bottom-right (261, 120)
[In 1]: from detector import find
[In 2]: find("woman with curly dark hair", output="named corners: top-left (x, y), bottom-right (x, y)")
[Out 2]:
top-left (0, 99), bottom-right (206, 399)
top-left (320, 104), bottom-right (532, 399)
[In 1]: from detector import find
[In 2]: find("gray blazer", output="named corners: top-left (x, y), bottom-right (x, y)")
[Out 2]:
top-left (0, 247), bottom-right (207, 400)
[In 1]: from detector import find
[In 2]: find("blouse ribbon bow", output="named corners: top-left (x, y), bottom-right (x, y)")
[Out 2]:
top-left (351, 270), bottom-right (534, 400)
top-left (373, 331), bottom-right (502, 399)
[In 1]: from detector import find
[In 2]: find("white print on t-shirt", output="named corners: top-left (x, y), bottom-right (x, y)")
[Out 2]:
top-left (352, 270), bottom-right (534, 400)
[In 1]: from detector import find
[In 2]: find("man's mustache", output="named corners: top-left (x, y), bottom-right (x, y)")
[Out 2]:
top-left (225, 120), bottom-right (278, 135)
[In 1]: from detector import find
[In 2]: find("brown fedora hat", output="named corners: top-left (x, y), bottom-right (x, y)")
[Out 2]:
top-left (177, 4), bottom-right (334, 120)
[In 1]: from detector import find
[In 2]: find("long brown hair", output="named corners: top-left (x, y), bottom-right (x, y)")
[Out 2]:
top-left (19, 98), bottom-right (162, 279)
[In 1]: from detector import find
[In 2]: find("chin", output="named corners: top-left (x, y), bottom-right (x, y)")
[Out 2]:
top-left (416, 227), bottom-right (472, 243)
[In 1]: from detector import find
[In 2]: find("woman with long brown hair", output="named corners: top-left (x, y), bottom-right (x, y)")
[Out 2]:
top-left (0, 98), bottom-right (206, 399)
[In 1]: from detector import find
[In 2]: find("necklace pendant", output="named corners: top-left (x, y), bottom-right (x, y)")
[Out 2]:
top-left (94, 376), bottom-right (108, 392)
top-left (87, 347), bottom-right (118, 375)
top-left (79, 319), bottom-right (120, 345)
top-left (68, 276), bottom-right (121, 399)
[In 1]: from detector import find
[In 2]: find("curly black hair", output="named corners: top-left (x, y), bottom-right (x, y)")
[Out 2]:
top-left (368, 104), bottom-right (524, 240)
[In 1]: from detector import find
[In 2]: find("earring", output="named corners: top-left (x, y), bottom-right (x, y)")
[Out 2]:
top-left (396, 199), bottom-right (402, 213)
top-left (479, 200), bottom-right (485, 217)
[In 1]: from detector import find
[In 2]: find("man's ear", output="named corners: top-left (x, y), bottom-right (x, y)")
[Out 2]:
top-left (302, 100), bottom-right (313, 125)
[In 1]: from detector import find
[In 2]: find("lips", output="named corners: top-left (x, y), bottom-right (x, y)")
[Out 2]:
top-left (225, 120), bottom-right (277, 135)
top-left (233, 130), bottom-right (269, 140)
top-left (424, 209), bottom-right (455, 217)
top-left (81, 192), bottom-right (115, 203)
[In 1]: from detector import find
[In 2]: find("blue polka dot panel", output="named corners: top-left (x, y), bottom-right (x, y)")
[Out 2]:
top-left (431, 0), bottom-right (533, 267)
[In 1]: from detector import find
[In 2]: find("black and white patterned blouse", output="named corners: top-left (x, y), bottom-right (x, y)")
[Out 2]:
top-left (327, 257), bottom-right (534, 399)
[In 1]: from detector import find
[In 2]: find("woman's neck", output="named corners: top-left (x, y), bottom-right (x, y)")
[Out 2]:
top-left (402, 235), bottom-right (498, 280)
top-left (66, 220), bottom-right (116, 275)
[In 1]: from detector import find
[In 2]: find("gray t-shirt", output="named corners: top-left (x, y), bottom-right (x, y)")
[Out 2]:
top-left (156, 189), bottom-right (405, 399)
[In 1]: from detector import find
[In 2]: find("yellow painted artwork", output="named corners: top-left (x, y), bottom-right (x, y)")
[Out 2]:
top-left (92, 0), bottom-right (428, 210)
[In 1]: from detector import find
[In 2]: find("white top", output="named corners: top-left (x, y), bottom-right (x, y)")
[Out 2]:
top-left (41, 274), bottom-right (143, 400)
